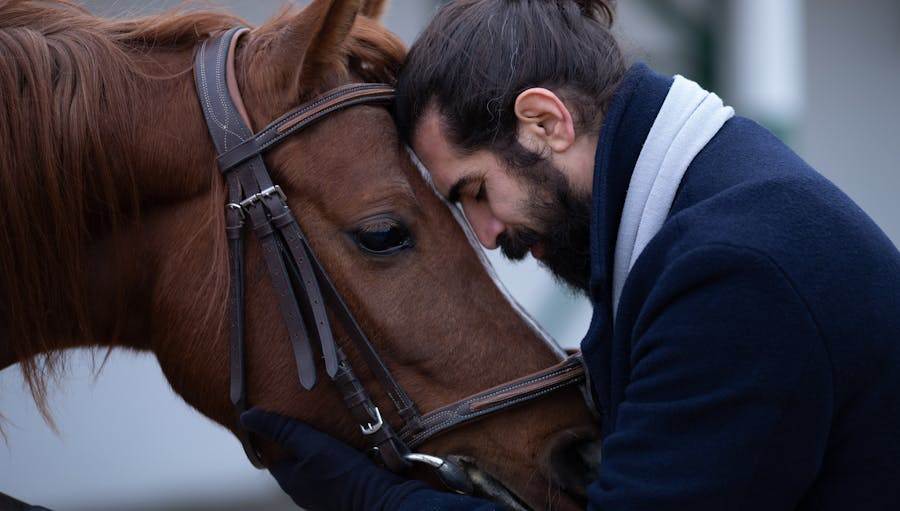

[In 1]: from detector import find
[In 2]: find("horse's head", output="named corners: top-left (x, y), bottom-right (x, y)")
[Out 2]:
top-left (0, 0), bottom-right (598, 508)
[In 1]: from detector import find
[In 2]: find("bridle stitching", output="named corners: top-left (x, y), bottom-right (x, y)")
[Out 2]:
top-left (400, 364), bottom-right (580, 441)
top-left (461, 364), bottom-right (579, 404)
top-left (259, 92), bottom-right (394, 153)
top-left (257, 84), bottom-right (383, 140)
top-left (198, 38), bottom-right (245, 145)
top-left (216, 34), bottom-right (234, 151)
top-left (408, 380), bottom-right (580, 447)
top-left (216, 31), bottom-right (253, 150)
top-left (385, 389), bottom-right (405, 414)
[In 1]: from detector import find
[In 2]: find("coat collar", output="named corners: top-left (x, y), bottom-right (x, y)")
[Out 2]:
top-left (580, 63), bottom-right (673, 417)
top-left (586, 63), bottom-right (674, 316)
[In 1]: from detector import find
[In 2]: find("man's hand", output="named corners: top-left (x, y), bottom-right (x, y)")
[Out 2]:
top-left (240, 409), bottom-right (431, 511)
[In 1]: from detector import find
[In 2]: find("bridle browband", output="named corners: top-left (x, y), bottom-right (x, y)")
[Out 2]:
top-left (194, 27), bottom-right (588, 492)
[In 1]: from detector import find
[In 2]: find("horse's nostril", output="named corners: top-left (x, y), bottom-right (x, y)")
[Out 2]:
top-left (541, 428), bottom-right (602, 499)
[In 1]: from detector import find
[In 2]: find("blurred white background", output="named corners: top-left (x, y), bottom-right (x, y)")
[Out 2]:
top-left (2, 0), bottom-right (898, 509)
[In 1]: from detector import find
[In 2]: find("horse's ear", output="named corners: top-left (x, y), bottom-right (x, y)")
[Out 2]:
top-left (248, 0), bottom-right (362, 100)
top-left (361, 0), bottom-right (389, 20)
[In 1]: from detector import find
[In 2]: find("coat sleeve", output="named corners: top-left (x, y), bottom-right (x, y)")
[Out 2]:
top-left (397, 490), bottom-right (502, 511)
top-left (589, 244), bottom-right (833, 511)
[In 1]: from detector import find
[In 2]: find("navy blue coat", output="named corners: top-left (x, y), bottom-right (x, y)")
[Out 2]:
top-left (401, 64), bottom-right (900, 510)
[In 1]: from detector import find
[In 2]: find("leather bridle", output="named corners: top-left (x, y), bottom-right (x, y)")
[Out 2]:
top-left (194, 27), bottom-right (588, 492)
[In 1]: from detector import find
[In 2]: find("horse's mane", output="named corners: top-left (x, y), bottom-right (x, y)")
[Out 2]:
top-left (0, 0), bottom-right (404, 425)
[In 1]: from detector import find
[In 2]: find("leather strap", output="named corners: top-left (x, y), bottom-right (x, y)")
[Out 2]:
top-left (333, 346), bottom-right (411, 472)
top-left (217, 84), bottom-right (394, 174)
top-left (306, 243), bottom-right (421, 422)
top-left (194, 28), bottom-right (411, 469)
top-left (198, 28), bottom-right (321, 392)
top-left (400, 356), bottom-right (586, 448)
top-left (195, 27), bottom-right (264, 468)
top-left (248, 203), bottom-right (319, 390)
top-left (269, 204), bottom-right (339, 378)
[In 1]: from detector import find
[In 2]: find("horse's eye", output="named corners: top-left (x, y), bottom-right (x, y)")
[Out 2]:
top-left (354, 219), bottom-right (414, 256)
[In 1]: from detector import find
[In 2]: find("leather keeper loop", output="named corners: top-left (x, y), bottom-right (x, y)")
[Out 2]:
top-left (270, 209), bottom-right (296, 229)
top-left (343, 390), bottom-right (370, 408)
top-left (218, 137), bottom-right (262, 174)
top-left (226, 225), bottom-right (244, 240)
top-left (252, 220), bottom-right (275, 239)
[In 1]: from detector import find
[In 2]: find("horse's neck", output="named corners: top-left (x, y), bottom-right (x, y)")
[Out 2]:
top-left (0, 47), bottom-right (216, 368)
top-left (75, 52), bottom-right (218, 344)
top-left (0, 225), bottom-right (166, 369)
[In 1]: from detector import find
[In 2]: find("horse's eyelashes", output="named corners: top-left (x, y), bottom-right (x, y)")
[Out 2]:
top-left (353, 218), bottom-right (414, 256)
top-left (357, 218), bottom-right (397, 233)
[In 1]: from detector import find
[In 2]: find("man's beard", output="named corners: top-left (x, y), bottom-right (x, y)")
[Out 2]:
top-left (495, 158), bottom-right (593, 295)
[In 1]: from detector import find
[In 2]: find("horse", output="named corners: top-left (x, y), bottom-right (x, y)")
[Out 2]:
top-left (0, 0), bottom-right (598, 509)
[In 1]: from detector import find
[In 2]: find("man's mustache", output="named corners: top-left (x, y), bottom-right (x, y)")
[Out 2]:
top-left (497, 227), bottom-right (543, 261)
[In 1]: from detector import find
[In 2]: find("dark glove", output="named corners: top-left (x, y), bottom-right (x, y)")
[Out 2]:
top-left (240, 409), bottom-right (499, 511)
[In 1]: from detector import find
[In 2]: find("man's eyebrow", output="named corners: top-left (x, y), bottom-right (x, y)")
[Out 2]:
top-left (447, 175), bottom-right (476, 203)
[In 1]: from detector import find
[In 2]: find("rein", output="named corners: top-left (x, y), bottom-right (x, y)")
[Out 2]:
top-left (194, 27), bottom-right (587, 492)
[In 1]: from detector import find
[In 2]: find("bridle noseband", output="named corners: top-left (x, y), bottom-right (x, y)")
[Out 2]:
top-left (194, 27), bottom-right (587, 493)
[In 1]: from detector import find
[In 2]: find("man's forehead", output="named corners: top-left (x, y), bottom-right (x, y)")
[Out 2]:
top-left (414, 108), bottom-right (451, 155)
top-left (412, 109), bottom-right (463, 195)
top-left (416, 107), bottom-right (444, 139)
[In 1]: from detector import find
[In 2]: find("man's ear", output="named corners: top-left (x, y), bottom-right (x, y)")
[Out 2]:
top-left (514, 88), bottom-right (577, 154)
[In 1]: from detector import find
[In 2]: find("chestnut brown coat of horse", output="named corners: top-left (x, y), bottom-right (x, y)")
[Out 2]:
top-left (0, 0), bottom-right (596, 508)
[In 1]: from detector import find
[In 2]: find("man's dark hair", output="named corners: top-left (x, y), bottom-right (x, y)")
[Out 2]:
top-left (395, 0), bottom-right (626, 162)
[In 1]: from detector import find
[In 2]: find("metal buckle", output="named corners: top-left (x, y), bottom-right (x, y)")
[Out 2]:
top-left (360, 406), bottom-right (383, 436)
top-left (404, 453), bottom-right (474, 495)
top-left (239, 185), bottom-right (286, 209)
top-left (226, 203), bottom-right (245, 220)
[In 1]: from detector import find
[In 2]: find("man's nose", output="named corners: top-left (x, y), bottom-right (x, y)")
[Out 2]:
top-left (462, 201), bottom-right (506, 249)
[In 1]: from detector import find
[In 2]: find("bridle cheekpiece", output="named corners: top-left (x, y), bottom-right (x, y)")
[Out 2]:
top-left (193, 27), bottom-right (587, 494)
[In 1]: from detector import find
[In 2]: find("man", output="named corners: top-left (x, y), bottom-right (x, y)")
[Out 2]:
top-left (242, 0), bottom-right (900, 509)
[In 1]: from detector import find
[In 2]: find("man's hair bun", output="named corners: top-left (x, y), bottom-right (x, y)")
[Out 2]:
top-left (571, 0), bottom-right (616, 26)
